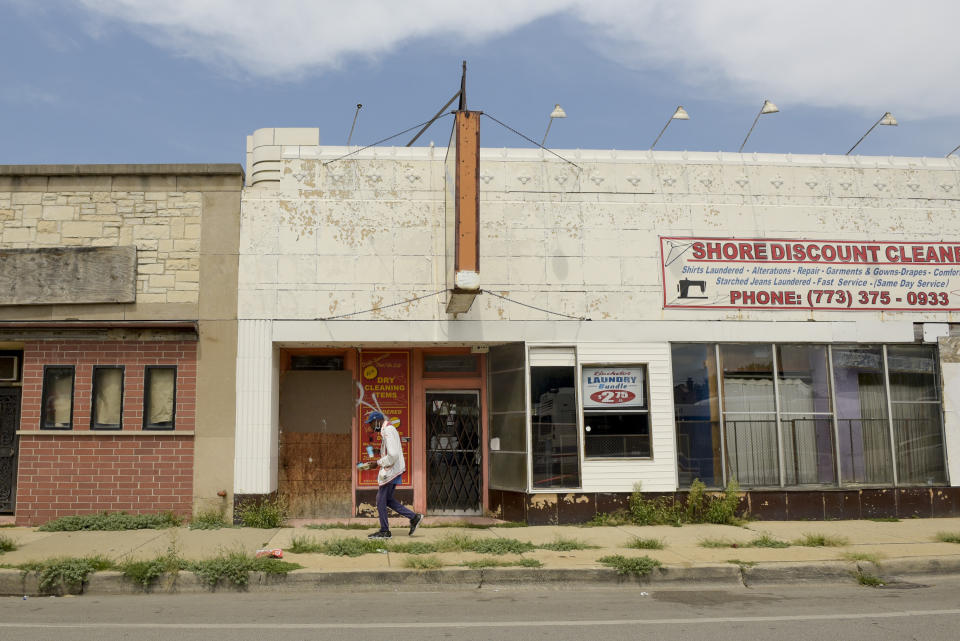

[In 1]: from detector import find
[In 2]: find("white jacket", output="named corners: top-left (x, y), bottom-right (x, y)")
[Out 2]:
top-left (377, 422), bottom-right (406, 486)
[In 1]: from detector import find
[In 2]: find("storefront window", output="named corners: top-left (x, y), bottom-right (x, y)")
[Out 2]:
top-left (40, 366), bottom-right (74, 429)
top-left (92, 366), bottom-right (124, 429)
top-left (720, 344), bottom-right (779, 486)
top-left (887, 345), bottom-right (945, 485)
top-left (832, 347), bottom-right (893, 484)
top-left (672, 344), bottom-right (722, 488)
top-left (582, 365), bottom-right (649, 458)
top-left (777, 345), bottom-right (836, 485)
top-left (530, 366), bottom-right (580, 488)
top-left (144, 366), bottom-right (176, 429)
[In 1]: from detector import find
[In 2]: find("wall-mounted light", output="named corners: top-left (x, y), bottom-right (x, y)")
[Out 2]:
top-left (846, 112), bottom-right (897, 155)
top-left (738, 100), bottom-right (779, 153)
top-left (650, 105), bottom-right (690, 149)
top-left (541, 104), bottom-right (567, 146)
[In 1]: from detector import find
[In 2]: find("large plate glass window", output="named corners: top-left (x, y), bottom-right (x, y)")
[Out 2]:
top-left (582, 365), bottom-right (649, 458)
top-left (777, 345), bottom-right (836, 485)
top-left (92, 366), bottom-right (124, 430)
top-left (144, 366), bottom-right (176, 429)
top-left (672, 344), bottom-right (722, 488)
top-left (887, 345), bottom-right (945, 485)
top-left (831, 347), bottom-right (892, 484)
top-left (530, 365), bottom-right (580, 488)
top-left (719, 344), bottom-right (779, 486)
top-left (40, 366), bottom-right (74, 429)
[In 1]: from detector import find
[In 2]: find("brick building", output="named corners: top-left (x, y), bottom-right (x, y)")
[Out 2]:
top-left (0, 165), bottom-right (243, 525)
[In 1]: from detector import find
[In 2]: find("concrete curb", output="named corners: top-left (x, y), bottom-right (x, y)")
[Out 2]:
top-left (5, 557), bottom-right (960, 596)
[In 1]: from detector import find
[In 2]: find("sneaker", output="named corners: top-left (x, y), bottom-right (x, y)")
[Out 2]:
top-left (409, 513), bottom-right (424, 536)
top-left (368, 530), bottom-right (392, 539)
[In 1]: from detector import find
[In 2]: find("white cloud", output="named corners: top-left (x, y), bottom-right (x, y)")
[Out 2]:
top-left (75, 0), bottom-right (960, 117)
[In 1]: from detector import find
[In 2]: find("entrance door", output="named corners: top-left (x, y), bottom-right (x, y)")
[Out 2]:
top-left (426, 391), bottom-right (481, 515)
top-left (0, 388), bottom-right (20, 513)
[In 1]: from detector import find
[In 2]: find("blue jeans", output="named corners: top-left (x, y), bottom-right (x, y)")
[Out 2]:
top-left (376, 477), bottom-right (415, 531)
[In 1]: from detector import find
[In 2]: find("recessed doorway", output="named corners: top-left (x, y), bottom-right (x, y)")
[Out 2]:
top-left (425, 391), bottom-right (481, 515)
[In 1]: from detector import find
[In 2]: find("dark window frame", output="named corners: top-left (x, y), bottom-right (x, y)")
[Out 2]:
top-left (581, 363), bottom-right (652, 460)
top-left (91, 365), bottom-right (125, 430)
top-left (40, 365), bottom-right (75, 430)
top-left (143, 365), bottom-right (177, 430)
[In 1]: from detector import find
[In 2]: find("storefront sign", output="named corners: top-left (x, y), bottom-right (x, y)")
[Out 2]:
top-left (582, 367), bottom-right (644, 408)
top-left (661, 237), bottom-right (960, 310)
top-left (357, 351), bottom-right (410, 487)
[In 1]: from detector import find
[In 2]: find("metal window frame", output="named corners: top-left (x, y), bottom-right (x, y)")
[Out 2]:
top-left (39, 365), bottom-right (75, 430)
top-left (91, 365), bottom-right (124, 430)
top-left (526, 345), bottom-right (581, 493)
top-left (580, 362), bottom-right (652, 461)
top-left (143, 365), bottom-right (177, 430)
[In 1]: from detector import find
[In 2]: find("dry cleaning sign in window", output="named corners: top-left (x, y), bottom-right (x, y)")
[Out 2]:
top-left (582, 368), bottom-right (645, 408)
top-left (661, 236), bottom-right (960, 310)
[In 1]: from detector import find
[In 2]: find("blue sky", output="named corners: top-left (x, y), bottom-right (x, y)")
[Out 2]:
top-left (2, 1), bottom-right (959, 166)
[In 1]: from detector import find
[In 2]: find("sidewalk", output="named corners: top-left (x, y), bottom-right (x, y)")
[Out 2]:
top-left (3, 517), bottom-right (960, 595)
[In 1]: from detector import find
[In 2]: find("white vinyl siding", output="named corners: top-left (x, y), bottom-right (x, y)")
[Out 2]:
top-left (578, 342), bottom-right (676, 492)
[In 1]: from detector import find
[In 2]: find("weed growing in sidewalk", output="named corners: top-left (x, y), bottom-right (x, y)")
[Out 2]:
top-left (188, 551), bottom-right (301, 588)
top-left (869, 517), bottom-right (900, 523)
top-left (304, 523), bottom-right (370, 531)
top-left (699, 538), bottom-right (735, 548)
top-left (626, 538), bottom-right (664, 550)
top-left (726, 559), bottom-right (757, 568)
top-left (935, 532), bottom-right (960, 544)
top-left (747, 535), bottom-right (790, 548)
top-left (118, 539), bottom-right (186, 588)
top-left (37, 512), bottom-right (181, 532)
top-left (386, 541), bottom-right (436, 555)
top-left (403, 555), bottom-right (443, 570)
top-left (794, 533), bottom-right (848, 547)
top-left (463, 558), bottom-right (543, 569)
top-left (597, 555), bottom-right (661, 577)
top-left (537, 537), bottom-right (598, 552)
top-left (235, 495), bottom-right (288, 528)
top-left (582, 511), bottom-right (633, 527)
top-left (842, 551), bottom-right (883, 565)
top-left (189, 508), bottom-right (230, 530)
top-left (593, 479), bottom-right (743, 527)
top-left (19, 556), bottom-right (115, 594)
top-left (854, 570), bottom-right (885, 587)
top-left (289, 536), bottom-right (386, 556)
top-left (0, 534), bottom-right (16, 553)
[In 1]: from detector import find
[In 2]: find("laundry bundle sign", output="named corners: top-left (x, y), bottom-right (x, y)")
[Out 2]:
top-left (582, 368), bottom-right (644, 408)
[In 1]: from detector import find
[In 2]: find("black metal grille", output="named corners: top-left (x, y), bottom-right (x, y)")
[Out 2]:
top-left (0, 388), bottom-right (20, 513)
top-left (426, 392), bottom-right (481, 513)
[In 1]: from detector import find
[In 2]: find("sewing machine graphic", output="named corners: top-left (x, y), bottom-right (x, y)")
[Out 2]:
top-left (677, 278), bottom-right (708, 299)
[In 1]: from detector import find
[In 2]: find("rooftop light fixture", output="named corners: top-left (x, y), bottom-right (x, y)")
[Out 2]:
top-left (650, 105), bottom-right (690, 149)
top-left (738, 100), bottom-right (779, 153)
top-left (541, 104), bottom-right (567, 146)
top-left (947, 143), bottom-right (960, 158)
top-left (846, 112), bottom-right (898, 155)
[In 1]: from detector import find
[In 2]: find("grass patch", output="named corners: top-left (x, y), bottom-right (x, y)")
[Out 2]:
top-left (289, 534), bottom-right (535, 557)
top-left (747, 535), bottom-right (790, 549)
top-left (868, 517), bottom-right (900, 523)
top-left (626, 537), bottom-right (664, 550)
top-left (537, 537), bottom-right (598, 552)
top-left (726, 559), bottom-right (757, 568)
top-left (597, 555), bottom-right (661, 577)
top-left (935, 532), bottom-right (960, 544)
top-left (188, 551), bottom-right (301, 588)
top-left (0, 534), bottom-right (16, 553)
top-left (463, 557), bottom-right (543, 569)
top-left (235, 495), bottom-right (288, 529)
top-left (581, 511), bottom-right (633, 527)
top-left (855, 570), bottom-right (885, 587)
top-left (589, 479), bottom-right (743, 527)
top-left (289, 536), bottom-right (387, 557)
top-left (842, 551), bottom-right (883, 565)
top-left (37, 511), bottom-right (181, 532)
top-left (403, 555), bottom-right (443, 570)
top-left (422, 521), bottom-right (525, 529)
top-left (189, 509), bottom-right (229, 530)
top-left (699, 538), bottom-right (735, 548)
top-left (19, 556), bottom-right (115, 593)
top-left (303, 523), bottom-right (371, 531)
top-left (794, 533), bottom-right (849, 547)
top-left (386, 541), bottom-right (437, 555)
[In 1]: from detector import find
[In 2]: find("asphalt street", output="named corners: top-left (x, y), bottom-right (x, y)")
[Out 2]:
top-left (2, 578), bottom-right (960, 641)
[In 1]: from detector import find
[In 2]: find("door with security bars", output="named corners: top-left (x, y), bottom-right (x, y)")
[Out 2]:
top-left (426, 391), bottom-right (481, 514)
top-left (0, 387), bottom-right (20, 513)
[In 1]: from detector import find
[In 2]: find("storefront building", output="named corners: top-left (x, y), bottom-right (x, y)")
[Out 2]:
top-left (1, 164), bottom-right (244, 525)
top-left (236, 126), bottom-right (960, 522)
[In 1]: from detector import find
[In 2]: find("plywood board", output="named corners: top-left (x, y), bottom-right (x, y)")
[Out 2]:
top-left (0, 246), bottom-right (136, 305)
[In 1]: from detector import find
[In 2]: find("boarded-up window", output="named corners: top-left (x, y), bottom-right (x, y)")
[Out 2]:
top-left (144, 366), bottom-right (176, 429)
top-left (92, 367), bottom-right (124, 429)
top-left (41, 366), bottom-right (75, 429)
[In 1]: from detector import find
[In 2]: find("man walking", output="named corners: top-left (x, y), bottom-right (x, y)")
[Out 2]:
top-left (360, 411), bottom-right (423, 539)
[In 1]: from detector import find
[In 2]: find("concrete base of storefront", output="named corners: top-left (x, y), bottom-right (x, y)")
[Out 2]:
top-left (489, 487), bottom-right (960, 524)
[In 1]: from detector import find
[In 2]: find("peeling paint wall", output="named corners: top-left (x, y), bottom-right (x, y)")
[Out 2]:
top-left (239, 147), bottom-right (960, 324)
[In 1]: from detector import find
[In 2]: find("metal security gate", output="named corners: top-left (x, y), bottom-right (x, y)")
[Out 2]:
top-left (426, 391), bottom-right (481, 514)
top-left (0, 388), bottom-right (20, 513)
